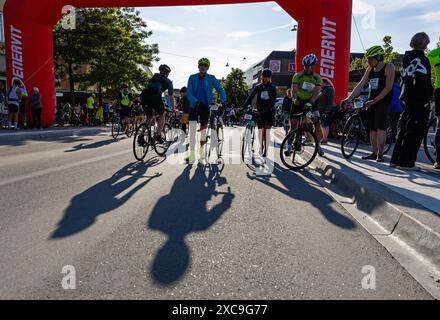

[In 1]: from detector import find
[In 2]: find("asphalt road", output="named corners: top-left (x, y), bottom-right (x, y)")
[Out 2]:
top-left (0, 129), bottom-right (433, 299)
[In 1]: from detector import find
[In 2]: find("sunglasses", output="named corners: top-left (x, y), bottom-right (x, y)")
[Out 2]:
top-left (199, 64), bottom-right (209, 68)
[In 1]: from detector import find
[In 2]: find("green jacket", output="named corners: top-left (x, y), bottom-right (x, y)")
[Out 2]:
top-left (427, 47), bottom-right (440, 89)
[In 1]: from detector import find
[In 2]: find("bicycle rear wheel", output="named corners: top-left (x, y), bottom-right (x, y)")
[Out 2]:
top-left (280, 127), bottom-right (319, 171)
top-left (341, 116), bottom-right (361, 159)
top-left (133, 123), bottom-right (150, 161)
top-left (424, 117), bottom-right (437, 164)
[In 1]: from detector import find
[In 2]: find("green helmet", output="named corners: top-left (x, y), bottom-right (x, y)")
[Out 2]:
top-left (365, 45), bottom-right (385, 59)
top-left (198, 58), bottom-right (211, 67)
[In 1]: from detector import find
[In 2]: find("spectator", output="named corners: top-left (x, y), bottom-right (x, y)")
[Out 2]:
top-left (103, 102), bottom-right (110, 124)
top-left (18, 81), bottom-right (28, 129)
top-left (7, 79), bottom-right (22, 130)
top-left (427, 39), bottom-right (440, 170)
top-left (86, 94), bottom-right (96, 126)
top-left (282, 89), bottom-right (293, 135)
top-left (178, 87), bottom-right (190, 135)
top-left (391, 33), bottom-right (433, 170)
top-left (317, 79), bottom-right (337, 144)
top-left (30, 87), bottom-right (42, 129)
top-left (94, 104), bottom-right (104, 125)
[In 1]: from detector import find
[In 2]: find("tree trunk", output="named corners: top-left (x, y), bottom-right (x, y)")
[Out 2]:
top-left (68, 62), bottom-right (75, 107)
top-left (98, 82), bottom-right (103, 107)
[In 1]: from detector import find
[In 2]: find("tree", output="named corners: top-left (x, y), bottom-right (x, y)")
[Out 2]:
top-left (223, 68), bottom-right (249, 107)
top-left (54, 8), bottom-right (159, 106)
top-left (350, 35), bottom-right (400, 71)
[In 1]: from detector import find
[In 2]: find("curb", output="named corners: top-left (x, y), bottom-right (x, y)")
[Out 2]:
top-left (274, 129), bottom-right (440, 268)
top-left (0, 127), bottom-right (111, 143)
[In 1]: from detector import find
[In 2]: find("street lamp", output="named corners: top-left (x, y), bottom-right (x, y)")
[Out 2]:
top-left (291, 25), bottom-right (298, 32)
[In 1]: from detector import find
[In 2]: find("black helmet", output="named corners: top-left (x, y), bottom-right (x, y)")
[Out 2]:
top-left (159, 64), bottom-right (171, 74)
top-left (262, 68), bottom-right (272, 78)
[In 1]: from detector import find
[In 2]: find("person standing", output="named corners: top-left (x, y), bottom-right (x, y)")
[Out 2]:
top-left (30, 87), bottom-right (42, 129)
top-left (103, 101), bottom-right (110, 124)
top-left (342, 45), bottom-right (395, 162)
top-left (18, 81), bottom-right (28, 129)
top-left (185, 58), bottom-right (227, 163)
top-left (177, 87), bottom-right (190, 135)
top-left (427, 41), bottom-right (440, 170)
top-left (390, 33), bottom-right (433, 170)
top-left (282, 89), bottom-right (293, 135)
top-left (317, 79), bottom-right (337, 144)
top-left (86, 94), bottom-right (96, 126)
top-left (7, 79), bottom-right (22, 130)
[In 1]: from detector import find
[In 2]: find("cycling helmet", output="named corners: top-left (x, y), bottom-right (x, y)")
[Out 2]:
top-left (303, 54), bottom-right (318, 67)
top-left (198, 58), bottom-right (211, 67)
top-left (365, 45), bottom-right (385, 59)
top-left (262, 69), bottom-right (272, 78)
top-left (159, 64), bottom-right (171, 74)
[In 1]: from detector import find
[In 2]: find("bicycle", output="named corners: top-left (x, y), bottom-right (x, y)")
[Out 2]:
top-left (111, 107), bottom-right (136, 140)
top-left (341, 99), bottom-right (394, 159)
top-left (133, 108), bottom-right (173, 161)
top-left (204, 104), bottom-right (225, 163)
top-left (279, 104), bottom-right (319, 171)
top-left (424, 116), bottom-right (437, 164)
top-left (241, 107), bottom-right (266, 170)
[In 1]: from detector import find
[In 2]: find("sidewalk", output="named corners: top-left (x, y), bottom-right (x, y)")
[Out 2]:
top-left (274, 128), bottom-right (440, 270)
top-left (0, 125), bottom-right (111, 143)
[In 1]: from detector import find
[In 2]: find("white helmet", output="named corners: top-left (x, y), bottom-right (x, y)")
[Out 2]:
top-left (303, 54), bottom-right (318, 68)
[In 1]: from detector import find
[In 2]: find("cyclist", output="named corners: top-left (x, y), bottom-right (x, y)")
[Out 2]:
top-left (141, 64), bottom-right (174, 143)
top-left (285, 54), bottom-right (323, 157)
top-left (186, 58), bottom-right (227, 163)
top-left (86, 93), bottom-right (96, 126)
top-left (240, 68), bottom-right (277, 158)
top-left (342, 45), bottom-right (395, 163)
top-left (427, 41), bottom-right (440, 170)
top-left (177, 87), bottom-right (190, 135)
top-left (117, 84), bottom-right (133, 133)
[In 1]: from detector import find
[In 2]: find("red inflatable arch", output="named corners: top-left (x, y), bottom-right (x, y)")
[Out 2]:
top-left (4, 0), bottom-right (352, 127)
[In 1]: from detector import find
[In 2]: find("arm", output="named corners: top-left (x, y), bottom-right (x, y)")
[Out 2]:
top-left (242, 86), bottom-right (258, 108)
top-left (347, 67), bottom-right (372, 102)
top-left (186, 75), bottom-right (198, 107)
top-left (369, 64), bottom-right (395, 105)
top-left (213, 77), bottom-right (227, 104)
top-left (166, 80), bottom-right (176, 110)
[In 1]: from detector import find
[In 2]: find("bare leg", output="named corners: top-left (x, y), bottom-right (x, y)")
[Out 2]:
top-left (321, 127), bottom-right (330, 142)
top-left (155, 113), bottom-right (165, 136)
top-left (376, 129), bottom-right (386, 156)
top-left (370, 130), bottom-right (378, 155)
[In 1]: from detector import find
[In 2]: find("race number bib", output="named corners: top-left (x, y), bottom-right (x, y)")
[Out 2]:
top-left (369, 78), bottom-right (379, 90)
top-left (260, 91), bottom-right (270, 100)
top-left (302, 81), bottom-right (315, 92)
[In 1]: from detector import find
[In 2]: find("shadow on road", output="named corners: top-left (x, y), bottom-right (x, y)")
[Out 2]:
top-left (147, 162), bottom-right (234, 286)
top-left (64, 138), bottom-right (117, 152)
top-left (50, 160), bottom-right (161, 239)
top-left (249, 163), bottom-right (357, 230)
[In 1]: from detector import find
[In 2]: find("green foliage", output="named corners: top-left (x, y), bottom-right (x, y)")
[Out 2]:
top-left (54, 8), bottom-right (159, 103)
top-left (350, 36), bottom-right (400, 71)
top-left (223, 68), bottom-right (249, 107)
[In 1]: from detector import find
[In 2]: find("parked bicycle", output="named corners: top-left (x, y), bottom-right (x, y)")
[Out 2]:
top-left (341, 99), bottom-right (394, 159)
top-left (241, 106), bottom-right (266, 170)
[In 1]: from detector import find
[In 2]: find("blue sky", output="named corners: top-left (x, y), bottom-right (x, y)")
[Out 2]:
top-left (138, 0), bottom-right (439, 88)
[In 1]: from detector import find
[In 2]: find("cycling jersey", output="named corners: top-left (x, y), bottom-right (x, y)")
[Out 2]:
top-left (117, 91), bottom-right (132, 107)
top-left (145, 73), bottom-right (174, 96)
top-left (292, 71), bottom-right (323, 101)
top-left (427, 47), bottom-right (440, 89)
top-left (242, 82), bottom-right (277, 112)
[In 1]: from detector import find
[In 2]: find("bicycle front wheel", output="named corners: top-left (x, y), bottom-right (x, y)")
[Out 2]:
top-left (341, 116), bottom-right (361, 159)
top-left (154, 123), bottom-right (172, 157)
top-left (111, 118), bottom-right (121, 140)
top-left (133, 123), bottom-right (150, 161)
top-left (242, 125), bottom-right (255, 165)
top-left (424, 117), bottom-right (437, 164)
top-left (280, 127), bottom-right (319, 171)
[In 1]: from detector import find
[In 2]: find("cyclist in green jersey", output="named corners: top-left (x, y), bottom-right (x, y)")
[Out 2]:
top-left (117, 83), bottom-right (133, 132)
top-left (427, 44), bottom-right (440, 169)
top-left (285, 54), bottom-right (323, 156)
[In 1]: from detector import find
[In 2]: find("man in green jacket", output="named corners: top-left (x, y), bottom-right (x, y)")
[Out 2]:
top-left (427, 45), bottom-right (440, 169)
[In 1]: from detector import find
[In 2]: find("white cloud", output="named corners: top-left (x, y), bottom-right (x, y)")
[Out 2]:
top-left (272, 5), bottom-right (283, 12)
top-left (144, 19), bottom-right (186, 34)
top-left (202, 46), bottom-right (261, 57)
top-left (415, 11), bottom-right (440, 22)
top-left (226, 31), bottom-right (254, 38)
top-left (354, 0), bottom-right (433, 13)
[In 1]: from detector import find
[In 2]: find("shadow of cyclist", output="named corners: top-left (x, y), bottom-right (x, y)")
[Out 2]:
top-left (51, 161), bottom-right (161, 239)
top-left (148, 162), bottom-right (234, 286)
